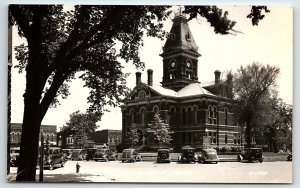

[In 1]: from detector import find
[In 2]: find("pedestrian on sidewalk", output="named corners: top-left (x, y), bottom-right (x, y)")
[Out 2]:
top-left (76, 162), bottom-right (80, 173)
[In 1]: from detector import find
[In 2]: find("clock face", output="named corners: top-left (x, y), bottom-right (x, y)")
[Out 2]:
top-left (171, 62), bottom-right (176, 67)
top-left (187, 62), bottom-right (191, 67)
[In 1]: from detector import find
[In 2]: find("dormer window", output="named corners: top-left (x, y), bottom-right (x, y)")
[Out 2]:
top-left (185, 32), bottom-right (191, 41)
top-left (139, 90), bottom-right (146, 98)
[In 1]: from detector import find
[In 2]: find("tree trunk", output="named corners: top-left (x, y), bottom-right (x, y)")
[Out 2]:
top-left (16, 102), bottom-right (42, 181)
top-left (245, 121), bottom-right (252, 148)
top-left (16, 47), bottom-right (44, 181)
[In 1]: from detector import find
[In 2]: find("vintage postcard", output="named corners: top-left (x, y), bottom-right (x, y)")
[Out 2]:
top-left (7, 4), bottom-right (292, 183)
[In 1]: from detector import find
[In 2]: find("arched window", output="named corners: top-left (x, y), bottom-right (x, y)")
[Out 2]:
top-left (141, 108), bottom-right (146, 125)
top-left (224, 108), bottom-right (228, 125)
top-left (170, 106), bottom-right (176, 125)
top-left (130, 109), bottom-right (135, 123)
top-left (139, 91), bottom-right (146, 98)
top-left (208, 106), bottom-right (213, 124)
top-left (187, 107), bottom-right (192, 125)
top-left (153, 106), bottom-right (159, 114)
top-left (213, 106), bottom-right (217, 124)
top-left (225, 134), bottom-right (228, 144)
top-left (182, 108), bottom-right (186, 125)
top-left (193, 106), bottom-right (198, 124)
top-left (10, 133), bottom-right (14, 142)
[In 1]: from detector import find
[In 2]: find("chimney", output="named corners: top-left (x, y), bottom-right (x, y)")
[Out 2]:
top-left (214, 70), bottom-right (221, 84)
top-left (147, 69), bottom-right (153, 86)
top-left (135, 72), bottom-right (142, 85)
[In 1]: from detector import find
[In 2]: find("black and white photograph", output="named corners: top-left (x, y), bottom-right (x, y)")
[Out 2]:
top-left (6, 2), bottom-right (293, 184)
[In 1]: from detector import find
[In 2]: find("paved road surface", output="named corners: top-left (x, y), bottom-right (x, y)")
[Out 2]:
top-left (9, 160), bottom-right (292, 183)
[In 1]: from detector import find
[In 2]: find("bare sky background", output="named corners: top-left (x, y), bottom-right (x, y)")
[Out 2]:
top-left (11, 5), bottom-right (293, 131)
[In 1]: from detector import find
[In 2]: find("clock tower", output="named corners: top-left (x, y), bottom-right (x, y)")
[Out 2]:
top-left (160, 13), bottom-right (201, 91)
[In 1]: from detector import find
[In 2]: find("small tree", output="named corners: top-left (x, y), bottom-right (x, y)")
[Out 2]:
top-left (147, 112), bottom-right (173, 148)
top-left (61, 111), bottom-right (100, 148)
top-left (126, 123), bottom-right (139, 147)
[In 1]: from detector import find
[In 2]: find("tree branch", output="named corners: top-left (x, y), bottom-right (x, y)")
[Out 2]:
top-left (9, 5), bottom-right (32, 39)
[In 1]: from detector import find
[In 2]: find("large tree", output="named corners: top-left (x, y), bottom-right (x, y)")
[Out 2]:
top-left (9, 5), bottom-right (170, 181)
top-left (9, 5), bottom-right (269, 181)
top-left (232, 62), bottom-right (280, 148)
top-left (60, 111), bottom-right (100, 148)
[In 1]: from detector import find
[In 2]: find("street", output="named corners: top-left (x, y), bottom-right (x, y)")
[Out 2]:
top-left (9, 160), bottom-right (292, 183)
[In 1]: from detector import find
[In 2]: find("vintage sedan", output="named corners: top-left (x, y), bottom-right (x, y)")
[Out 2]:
top-left (198, 149), bottom-right (219, 164)
top-left (94, 149), bottom-right (117, 161)
top-left (43, 147), bottom-right (65, 170)
top-left (178, 146), bottom-right (197, 163)
top-left (10, 147), bottom-right (20, 167)
top-left (157, 149), bottom-right (171, 163)
top-left (238, 148), bottom-right (264, 163)
top-left (121, 149), bottom-right (142, 162)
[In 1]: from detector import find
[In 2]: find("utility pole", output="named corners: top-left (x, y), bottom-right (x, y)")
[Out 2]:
top-left (39, 132), bottom-right (44, 182)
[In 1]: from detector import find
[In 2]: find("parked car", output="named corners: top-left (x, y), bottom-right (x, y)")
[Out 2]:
top-left (71, 150), bottom-right (84, 161)
top-left (238, 148), bottom-right (264, 163)
top-left (10, 147), bottom-right (20, 167)
top-left (287, 152), bottom-right (292, 161)
top-left (43, 147), bottom-right (65, 170)
top-left (121, 149), bottom-right (142, 162)
top-left (157, 149), bottom-right (171, 163)
top-left (86, 148), bottom-right (97, 161)
top-left (198, 149), bottom-right (219, 164)
top-left (94, 149), bottom-right (117, 161)
top-left (178, 146), bottom-right (197, 163)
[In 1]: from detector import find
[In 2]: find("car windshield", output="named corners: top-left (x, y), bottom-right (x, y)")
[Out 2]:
top-left (123, 150), bottom-right (133, 154)
top-left (98, 149), bottom-right (108, 153)
top-left (205, 149), bottom-right (216, 153)
top-left (183, 149), bottom-right (194, 154)
top-left (158, 150), bottom-right (169, 154)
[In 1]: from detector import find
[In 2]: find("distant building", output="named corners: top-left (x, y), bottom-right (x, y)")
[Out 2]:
top-left (121, 13), bottom-right (242, 151)
top-left (10, 123), bottom-right (57, 147)
top-left (90, 129), bottom-right (122, 151)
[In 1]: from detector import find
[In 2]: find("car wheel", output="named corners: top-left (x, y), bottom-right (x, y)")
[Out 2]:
top-left (260, 159), bottom-right (263, 163)
top-left (61, 161), bottom-right (65, 167)
top-left (49, 163), bottom-right (54, 171)
top-left (122, 160), bottom-right (125, 163)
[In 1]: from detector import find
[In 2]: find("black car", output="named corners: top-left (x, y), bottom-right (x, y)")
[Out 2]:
top-left (178, 146), bottom-right (197, 163)
top-left (238, 148), bottom-right (264, 163)
top-left (157, 149), bottom-right (171, 163)
top-left (86, 148), bottom-right (97, 161)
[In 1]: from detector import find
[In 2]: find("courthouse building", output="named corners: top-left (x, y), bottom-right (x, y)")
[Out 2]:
top-left (121, 13), bottom-right (242, 150)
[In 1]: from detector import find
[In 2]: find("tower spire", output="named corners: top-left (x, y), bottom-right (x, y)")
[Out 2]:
top-left (160, 9), bottom-right (201, 91)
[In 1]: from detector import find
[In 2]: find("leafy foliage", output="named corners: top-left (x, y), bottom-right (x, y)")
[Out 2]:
top-left (184, 6), bottom-right (237, 35)
top-left (147, 112), bottom-right (173, 146)
top-left (126, 123), bottom-right (140, 147)
top-left (247, 6), bottom-right (270, 26)
top-left (184, 5), bottom-right (270, 35)
top-left (232, 62), bottom-right (280, 147)
top-left (61, 111), bottom-right (100, 148)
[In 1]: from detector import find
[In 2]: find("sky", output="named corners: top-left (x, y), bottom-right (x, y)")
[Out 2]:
top-left (11, 5), bottom-right (293, 131)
